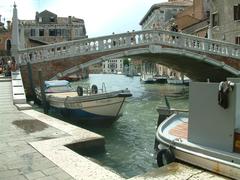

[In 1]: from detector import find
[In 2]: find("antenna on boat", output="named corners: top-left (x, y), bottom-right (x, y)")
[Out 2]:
top-left (164, 96), bottom-right (170, 110)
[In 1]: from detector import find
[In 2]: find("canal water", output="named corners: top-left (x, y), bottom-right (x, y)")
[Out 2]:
top-left (42, 74), bottom-right (189, 178)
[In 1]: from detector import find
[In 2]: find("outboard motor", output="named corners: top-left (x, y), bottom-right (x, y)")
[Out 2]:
top-left (77, 86), bottom-right (83, 96)
top-left (91, 84), bottom-right (98, 94)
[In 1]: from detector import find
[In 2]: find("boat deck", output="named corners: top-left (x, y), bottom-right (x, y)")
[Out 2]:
top-left (169, 121), bottom-right (188, 139)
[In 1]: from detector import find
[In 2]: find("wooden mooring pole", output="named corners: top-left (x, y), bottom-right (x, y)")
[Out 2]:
top-left (154, 107), bottom-right (173, 150)
top-left (38, 69), bottom-right (48, 114)
top-left (27, 62), bottom-right (36, 102)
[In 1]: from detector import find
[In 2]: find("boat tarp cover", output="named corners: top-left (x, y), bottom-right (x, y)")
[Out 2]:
top-left (45, 80), bottom-right (70, 88)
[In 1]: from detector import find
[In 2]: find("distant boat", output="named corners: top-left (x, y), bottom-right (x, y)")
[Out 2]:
top-left (167, 76), bottom-right (183, 85)
top-left (153, 75), bottom-right (168, 84)
top-left (140, 74), bottom-right (156, 83)
top-left (167, 76), bottom-right (191, 85)
top-left (36, 80), bottom-right (132, 124)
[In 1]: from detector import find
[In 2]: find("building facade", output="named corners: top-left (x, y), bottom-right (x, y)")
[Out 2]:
top-left (0, 18), bottom-right (11, 55)
top-left (176, 0), bottom-right (210, 37)
top-left (140, 0), bottom-right (192, 79)
top-left (140, 0), bottom-right (192, 30)
top-left (102, 59), bottom-right (123, 74)
top-left (210, 0), bottom-right (240, 44)
top-left (19, 10), bottom-right (87, 48)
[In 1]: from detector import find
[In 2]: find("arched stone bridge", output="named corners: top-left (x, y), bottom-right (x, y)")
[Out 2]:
top-left (17, 29), bottom-right (240, 94)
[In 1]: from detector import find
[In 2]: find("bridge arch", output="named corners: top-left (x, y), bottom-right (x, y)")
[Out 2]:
top-left (50, 45), bottom-right (239, 82)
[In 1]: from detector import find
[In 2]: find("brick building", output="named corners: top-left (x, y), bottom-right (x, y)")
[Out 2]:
top-left (176, 0), bottom-right (210, 37)
top-left (0, 18), bottom-right (11, 55)
top-left (102, 59), bottom-right (123, 74)
top-left (210, 0), bottom-right (240, 44)
top-left (140, 0), bottom-right (192, 30)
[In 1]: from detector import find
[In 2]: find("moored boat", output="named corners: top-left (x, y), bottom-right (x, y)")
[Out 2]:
top-left (140, 73), bottom-right (156, 83)
top-left (153, 75), bottom-right (168, 84)
top-left (155, 79), bottom-right (240, 179)
top-left (36, 80), bottom-right (132, 124)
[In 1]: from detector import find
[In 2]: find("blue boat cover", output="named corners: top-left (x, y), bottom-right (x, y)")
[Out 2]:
top-left (45, 80), bottom-right (69, 88)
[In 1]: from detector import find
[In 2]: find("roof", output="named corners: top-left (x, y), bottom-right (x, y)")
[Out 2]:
top-left (139, 1), bottom-right (193, 25)
top-left (38, 10), bottom-right (57, 17)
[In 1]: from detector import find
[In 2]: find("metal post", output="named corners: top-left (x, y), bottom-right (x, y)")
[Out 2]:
top-left (38, 69), bottom-right (48, 114)
top-left (27, 62), bottom-right (36, 102)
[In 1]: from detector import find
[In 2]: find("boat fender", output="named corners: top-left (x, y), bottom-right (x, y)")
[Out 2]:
top-left (91, 84), bottom-right (98, 94)
top-left (157, 148), bottom-right (175, 167)
top-left (77, 86), bottom-right (83, 96)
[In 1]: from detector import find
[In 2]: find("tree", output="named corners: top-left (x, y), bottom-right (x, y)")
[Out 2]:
top-left (123, 58), bottom-right (130, 66)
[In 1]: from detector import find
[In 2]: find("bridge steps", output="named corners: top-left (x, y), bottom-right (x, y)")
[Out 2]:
top-left (11, 70), bottom-right (28, 105)
top-left (0, 74), bottom-right (11, 82)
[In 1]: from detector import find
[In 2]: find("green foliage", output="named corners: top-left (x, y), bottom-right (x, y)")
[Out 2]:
top-left (123, 58), bottom-right (129, 66)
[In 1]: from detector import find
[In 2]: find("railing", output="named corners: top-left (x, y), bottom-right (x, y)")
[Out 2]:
top-left (16, 30), bottom-right (240, 65)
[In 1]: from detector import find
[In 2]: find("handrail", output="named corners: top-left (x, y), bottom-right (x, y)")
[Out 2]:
top-left (16, 29), bottom-right (240, 65)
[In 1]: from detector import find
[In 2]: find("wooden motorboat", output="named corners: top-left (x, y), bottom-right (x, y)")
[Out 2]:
top-left (155, 80), bottom-right (240, 179)
top-left (36, 80), bottom-right (132, 123)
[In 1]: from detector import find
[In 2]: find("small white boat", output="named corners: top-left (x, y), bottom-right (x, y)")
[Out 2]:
top-left (155, 80), bottom-right (240, 179)
top-left (153, 75), bottom-right (168, 84)
top-left (167, 76), bottom-right (183, 85)
top-left (36, 80), bottom-right (132, 123)
top-left (140, 74), bottom-right (156, 83)
top-left (167, 76), bottom-right (191, 85)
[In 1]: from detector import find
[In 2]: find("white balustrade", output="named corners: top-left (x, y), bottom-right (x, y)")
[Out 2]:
top-left (17, 30), bottom-right (240, 65)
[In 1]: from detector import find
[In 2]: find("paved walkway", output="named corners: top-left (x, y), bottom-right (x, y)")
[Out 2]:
top-left (0, 79), bottom-right (74, 180)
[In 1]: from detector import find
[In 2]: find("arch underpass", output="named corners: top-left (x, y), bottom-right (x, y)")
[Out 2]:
top-left (50, 45), bottom-right (239, 82)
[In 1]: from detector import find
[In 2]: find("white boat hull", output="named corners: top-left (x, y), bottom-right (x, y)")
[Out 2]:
top-left (140, 74), bottom-right (156, 83)
top-left (156, 114), bottom-right (240, 179)
top-left (36, 88), bottom-right (131, 123)
top-left (167, 79), bottom-right (183, 85)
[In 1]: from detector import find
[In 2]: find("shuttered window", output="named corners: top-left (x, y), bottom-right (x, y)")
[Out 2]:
top-left (234, 4), bottom-right (240, 20)
top-left (212, 13), bottom-right (219, 27)
top-left (235, 37), bottom-right (240, 44)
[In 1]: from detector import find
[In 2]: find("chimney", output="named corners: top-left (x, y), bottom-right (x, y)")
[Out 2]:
top-left (68, 16), bottom-right (72, 24)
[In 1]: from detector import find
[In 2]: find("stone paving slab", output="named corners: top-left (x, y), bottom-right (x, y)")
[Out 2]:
top-left (23, 110), bottom-right (123, 180)
top-left (130, 162), bottom-right (229, 180)
top-left (0, 81), bottom-right (74, 180)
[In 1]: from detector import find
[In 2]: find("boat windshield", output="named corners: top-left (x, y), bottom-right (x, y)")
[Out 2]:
top-left (45, 85), bottom-right (74, 93)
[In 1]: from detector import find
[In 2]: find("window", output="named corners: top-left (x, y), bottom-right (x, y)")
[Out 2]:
top-left (50, 17), bottom-right (55, 22)
top-left (39, 17), bottom-right (42, 23)
top-left (49, 29), bottom-right (56, 36)
top-left (56, 29), bottom-right (61, 36)
top-left (234, 4), bottom-right (240, 20)
top-left (235, 36), bottom-right (240, 44)
top-left (212, 13), bottom-right (219, 27)
top-left (30, 29), bottom-right (35, 36)
top-left (39, 29), bottom-right (44, 36)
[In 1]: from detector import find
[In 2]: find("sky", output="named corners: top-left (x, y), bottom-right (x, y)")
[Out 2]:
top-left (0, 0), bottom-right (167, 37)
